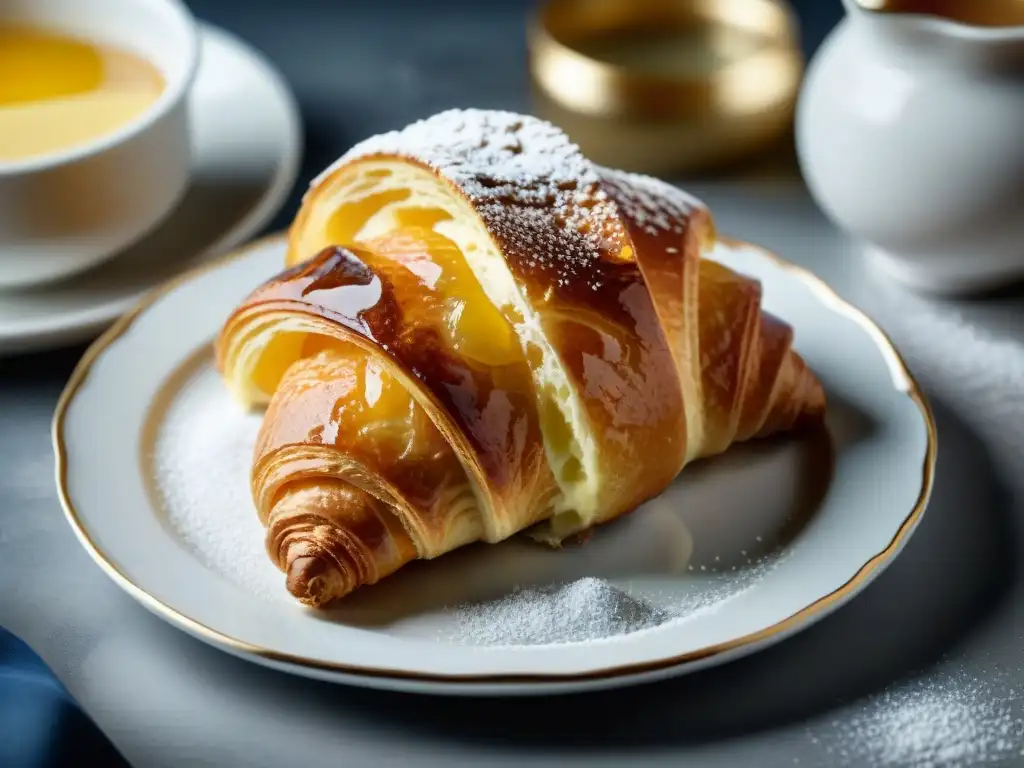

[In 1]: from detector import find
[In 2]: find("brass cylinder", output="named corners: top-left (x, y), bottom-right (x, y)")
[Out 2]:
top-left (528, 0), bottom-right (805, 175)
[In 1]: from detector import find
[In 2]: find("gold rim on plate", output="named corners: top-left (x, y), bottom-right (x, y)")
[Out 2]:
top-left (51, 232), bottom-right (937, 686)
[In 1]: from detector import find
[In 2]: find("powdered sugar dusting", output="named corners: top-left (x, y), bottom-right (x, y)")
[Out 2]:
top-left (442, 577), bottom-right (670, 647)
top-left (314, 110), bottom-right (716, 292)
top-left (664, 548), bottom-right (790, 618)
top-left (599, 166), bottom-right (705, 237)
top-left (330, 108), bottom-right (624, 290)
top-left (150, 359), bottom-right (285, 601)
top-left (339, 109), bottom-right (596, 208)
top-left (812, 670), bottom-right (1024, 766)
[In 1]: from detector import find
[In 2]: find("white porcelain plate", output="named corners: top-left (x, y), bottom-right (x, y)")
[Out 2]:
top-left (53, 235), bottom-right (936, 696)
top-left (0, 24), bottom-right (302, 356)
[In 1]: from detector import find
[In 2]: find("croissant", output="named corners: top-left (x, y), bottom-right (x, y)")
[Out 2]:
top-left (215, 109), bottom-right (825, 607)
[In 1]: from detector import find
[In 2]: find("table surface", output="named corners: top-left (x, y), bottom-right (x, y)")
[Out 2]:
top-left (2, 1), bottom-right (1023, 766)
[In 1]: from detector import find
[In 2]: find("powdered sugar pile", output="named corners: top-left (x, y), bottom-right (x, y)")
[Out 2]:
top-left (814, 670), bottom-right (1024, 767)
top-left (151, 362), bottom-right (284, 601)
top-left (443, 577), bottom-right (671, 647)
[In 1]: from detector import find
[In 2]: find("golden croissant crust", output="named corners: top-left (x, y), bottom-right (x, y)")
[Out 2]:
top-left (215, 109), bottom-right (825, 607)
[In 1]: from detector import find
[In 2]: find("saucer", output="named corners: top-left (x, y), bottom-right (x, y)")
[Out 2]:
top-left (0, 23), bottom-right (302, 356)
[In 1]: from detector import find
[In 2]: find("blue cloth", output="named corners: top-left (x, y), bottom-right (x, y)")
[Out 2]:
top-left (0, 630), bottom-right (127, 768)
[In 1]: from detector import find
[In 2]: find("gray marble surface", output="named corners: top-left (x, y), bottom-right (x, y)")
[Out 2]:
top-left (2, 1), bottom-right (1023, 765)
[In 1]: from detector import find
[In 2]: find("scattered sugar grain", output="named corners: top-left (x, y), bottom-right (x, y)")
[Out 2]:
top-left (152, 366), bottom-right (284, 601)
top-left (446, 577), bottom-right (670, 647)
top-left (645, 550), bottom-right (790, 620)
top-left (817, 670), bottom-right (1024, 767)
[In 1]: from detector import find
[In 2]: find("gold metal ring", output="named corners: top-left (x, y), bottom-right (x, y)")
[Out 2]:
top-left (528, 0), bottom-right (805, 174)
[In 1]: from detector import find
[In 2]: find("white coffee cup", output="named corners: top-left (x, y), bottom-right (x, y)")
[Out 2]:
top-left (0, 0), bottom-right (199, 289)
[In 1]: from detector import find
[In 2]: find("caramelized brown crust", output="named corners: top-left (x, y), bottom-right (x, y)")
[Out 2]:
top-left (230, 245), bottom-right (556, 535)
top-left (216, 110), bottom-right (826, 607)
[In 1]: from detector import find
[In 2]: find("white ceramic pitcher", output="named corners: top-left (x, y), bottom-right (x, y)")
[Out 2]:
top-left (796, 0), bottom-right (1024, 294)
